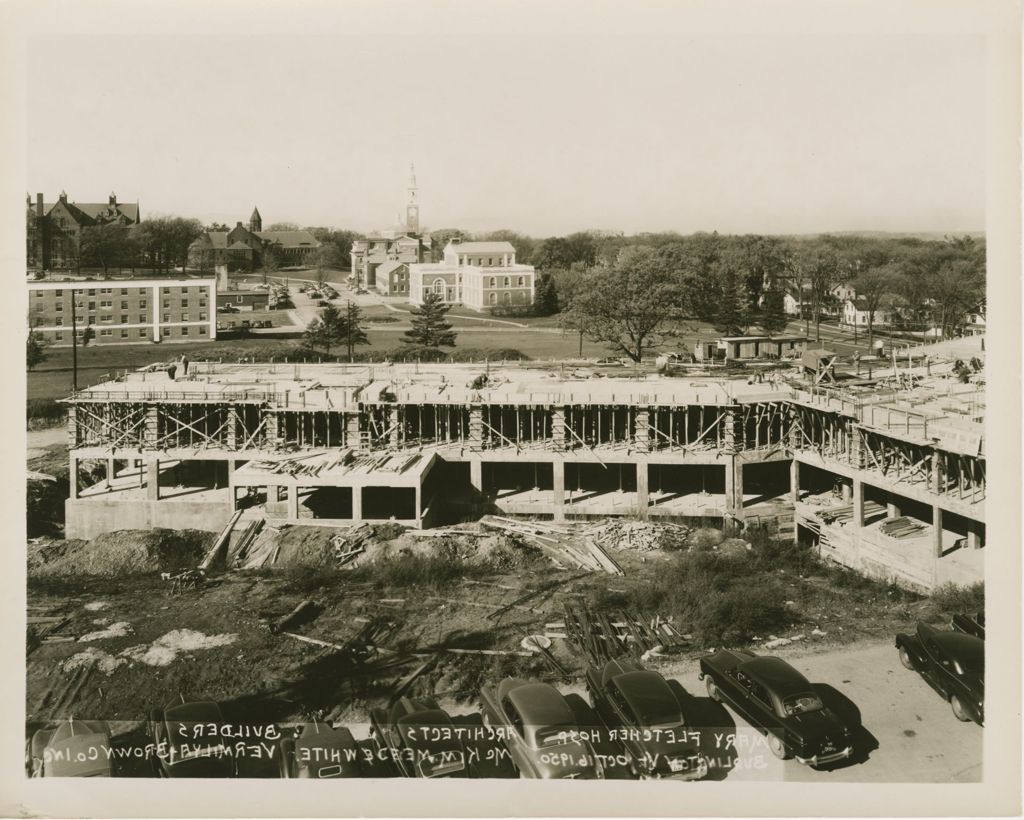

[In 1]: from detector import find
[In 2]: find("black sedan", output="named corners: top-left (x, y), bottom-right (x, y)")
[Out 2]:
top-left (585, 659), bottom-right (707, 780)
top-left (369, 697), bottom-right (468, 778)
top-left (896, 621), bottom-right (984, 725)
top-left (148, 699), bottom-right (236, 778)
top-left (279, 722), bottom-right (364, 778)
top-left (698, 650), bottom-right (855, 767)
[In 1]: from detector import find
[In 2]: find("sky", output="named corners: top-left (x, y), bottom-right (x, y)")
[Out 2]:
top-left (24, 9), bottom-right (986, 237)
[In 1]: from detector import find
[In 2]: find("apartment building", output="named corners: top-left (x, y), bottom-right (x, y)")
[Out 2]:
top-left (28, 277), bottom-right (217, 345)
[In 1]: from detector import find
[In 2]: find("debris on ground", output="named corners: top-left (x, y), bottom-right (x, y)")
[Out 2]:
top-left (588, 520), bottom-right (692, 552)
top-left (61, 648), bottom-right (127, 675)
top-left (83, 601), bottom-right (110, 612)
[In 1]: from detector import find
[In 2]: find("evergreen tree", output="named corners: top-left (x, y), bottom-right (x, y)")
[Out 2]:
top-left (403, 292), bottom-right (457, 347)
top-left (534, 274), bottom-right (560, 315)
top-left (760, 280), bottom-right (788, 334)
top-left (26, 329), bottom-right (47, 370)
top-left (339, 301), bottom-right (370, 362)
top-left (714, 262), bottom-right (748, 336)
top-left (303, 303), bottom-right (345, 356)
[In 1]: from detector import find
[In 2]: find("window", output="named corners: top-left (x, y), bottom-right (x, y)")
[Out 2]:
top-left (518, 276), bottom-right (524, 287)
top-left (120, 316), bottom-right (128, 324)
top-left (236, 296), bottom-right (243, 303)
top-left (488, 257), bottom-right (493, 266)
top-left (163, 314), bottom-right (170, 322)
top-left (199, 299), bottom-right (207, 307)
top-left (121, 301), bottom-right (128, 309)
top-left (162, 327), bottom-right (170, 337)
top-left (87, 314), bottom-right (96, 324)
top-left (100, 300), bottom-right (112, 308)
top-left (55, 317), bottom-right (63, 326)
top-left (88, 289), bottom-right (96, 295)
top-left (55, 289), bottom-right (63, 297)
top-left (55, 332), bottom-right (63, 341)
top-left (121, 329), bottom-right (129, 338)
top-left (55, 303), bottom-right (62, 312)
top-left (139, 329), bottom-right (147, 337)
top-left (199, 326), bottom-right (207, 335)
top-left (121, 288), bottom-right (128, 295)
top-left (182, 312), bottom-right (189, 322)
top-left (138, 314), bottom-right (146, 323)
top-left (139, 299), bottom-right (147, 308)
top-left (504, 277), bottom-right (510, 288)
top-left (181, 299), bottom-right (188, 307)
top-left (163, 300), bottom-right (170, 308)
top-left (162, 287), bottom-right (170, 294)
top-left (489, 292), bottom-right (497, 305)
top-left (199, 312), bottom-right (207, 321)
top-left (100, 288), bottom-right (112, 294)
top-left (35, 291), bottom-right (43, 297)
top-left (101, 315), bottom-right (113, 323)
top-left (489, 277), bottom-right (496, 288)
top-left (181, 327), bottom-right (189, 336)
top-left (100, 328), bottom-right (113, 337)
top-left (88, 301), bottom-right (96, 310)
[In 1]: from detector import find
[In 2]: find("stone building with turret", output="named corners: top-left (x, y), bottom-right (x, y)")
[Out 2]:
top-left (189, 207), bottom-right (320, 271)
top-left (26, 191), bottom-right (141, 271)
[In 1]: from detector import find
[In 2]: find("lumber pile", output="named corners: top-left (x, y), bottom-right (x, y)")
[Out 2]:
top-left (331, 524), bottom-right (375, 566)
top-left (230, 519), bottom-right (270, 568)
top-left (816, 500), bottom-right (885, 526)
top-left (879, 516), bottom-right (928, 539)
top-left (478, 515), bottom-right (622, 574)
top-left (559, 603), bottom-right (685, 666)
top-left (247, 449), bottom-right (423, 479)
top-left (586, 520), bottom-right (691, 552)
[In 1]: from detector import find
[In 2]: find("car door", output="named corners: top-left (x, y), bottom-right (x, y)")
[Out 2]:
top-left (922, 638), bottom-right (952, 697)
top-left (726, 671), bottom-right (760, 724)
top-left (746, 681), bottom-right (780, 739)
top-left (607, 685), bottom-right (642, 764)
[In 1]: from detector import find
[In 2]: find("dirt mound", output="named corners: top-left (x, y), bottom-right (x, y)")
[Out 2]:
top-left (271, 526), bottom-right (342, 568)
top-left (29, 528), bottom-right (215, 577)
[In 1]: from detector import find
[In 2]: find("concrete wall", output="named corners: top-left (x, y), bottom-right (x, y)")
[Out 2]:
top-left (66, 498), bottom-right (232, 540)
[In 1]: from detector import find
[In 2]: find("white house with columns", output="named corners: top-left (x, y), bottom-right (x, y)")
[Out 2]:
top-left (409, 240), bottom-right (536, 311)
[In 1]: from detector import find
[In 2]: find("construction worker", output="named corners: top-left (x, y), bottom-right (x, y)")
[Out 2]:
top-left (167, 362), bottom-right (177, 380)
top-left (181, 354), bottom-right (190, 377)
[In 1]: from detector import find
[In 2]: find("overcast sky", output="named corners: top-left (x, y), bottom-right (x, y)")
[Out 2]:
top-left (25, 12), bottom-right (985, 237)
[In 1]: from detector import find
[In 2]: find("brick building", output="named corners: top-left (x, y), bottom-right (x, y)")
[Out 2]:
top-left (26, 191), bottom-right (141, 271)
top-left (28, 277), bottom-right (217, 346)
top-left (190, 208), bottom-right (320, 271)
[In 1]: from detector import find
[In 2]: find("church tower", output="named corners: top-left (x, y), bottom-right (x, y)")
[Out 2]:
top-left (405, 164), bottom-right (419, 234)
top-left (249, 207), bottom-right (263, 233)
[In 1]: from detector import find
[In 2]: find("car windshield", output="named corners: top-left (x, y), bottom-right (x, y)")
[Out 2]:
top-left (782, 693), bottom-right (824, 716)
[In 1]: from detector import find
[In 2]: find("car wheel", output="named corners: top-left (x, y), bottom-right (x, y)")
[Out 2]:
top-left (705, 676), bottom-right (721, 701)
top-left (767, 734), bottom-right (790, 760)
top-left (950, 695), bottom-right (971, 722)
top-left (898, 647), bottom-right (915, 670)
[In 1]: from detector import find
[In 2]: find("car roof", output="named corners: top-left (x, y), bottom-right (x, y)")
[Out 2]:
top-left (613, 671), bottom-right (681, 721)
top-left (929, 629), bottom-right (984, 662)
top-left (165, 700), bottom-right (223, 723)
top-left (739, 656), bottom-right (813, 697)
top-left (599, 658), bottom-right (643, 686)
top-left (507, 682), bottom-right (575, 726)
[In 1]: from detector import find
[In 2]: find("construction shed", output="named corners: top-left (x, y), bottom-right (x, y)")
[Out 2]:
top-left (717, 335), bottom-right (807, 362)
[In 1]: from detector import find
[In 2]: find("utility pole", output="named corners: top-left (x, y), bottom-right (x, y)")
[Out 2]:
top-left (71, 287), bottom-right (78, 393)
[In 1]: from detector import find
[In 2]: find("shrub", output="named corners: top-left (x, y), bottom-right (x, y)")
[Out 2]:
top-left (27, 399), bottom-right (66, 428)
top-left (928, 582), bottom-right (984, 619)
top-left (693, 582), bottom-right (791, 646)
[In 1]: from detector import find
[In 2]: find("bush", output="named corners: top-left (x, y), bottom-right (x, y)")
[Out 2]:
top-left (349, 549), bottom-right (490, 591)
top-left (928, 582), bottom-right (984, 619)
top-left (27, 399), bottom-right (66, 428)
top-left (693, 583), bottom-right (791, 646)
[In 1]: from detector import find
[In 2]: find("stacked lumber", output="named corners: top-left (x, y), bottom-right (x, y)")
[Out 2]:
top-left (879, 516), bottom-right (928, 539)
top-left (231, 519), bottom-right (270, 568)
top-left (586, 520), bottom-right (691, 552)
top-left (478, 515), bottom-right (618, 574)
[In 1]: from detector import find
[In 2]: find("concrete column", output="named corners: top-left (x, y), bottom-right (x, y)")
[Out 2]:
top-left (107, 458), bottom-right (116, 484)
top-left (145, 406), bottom-right (159, 447)
top-left (841, 483), bottom-right (852, 502)
top-left (470, 458), bottom-right (483, 493)
top-left (724, 458), bottom-right (736, 515)
top-left (69, 456), bottom-right (79, 500)
top-left (932, 505), bottom-right (944, 556)
top-left (633, 408), bottom-right (651, 453)
top-left (967, 525), bottom-right (982, 550)
top-left (886, 500), bottom-right (901, 518)
top-left (226, 407), bottom-right (238, 450)
top-left (551, 408), bottom-right (567, 451)
top-left (722, 408), bottom-right (736, 452)
top-left (469, 407), bottom-right (484, 449)
top-left (734, 461), bottom-right (743, 512)
top-left (636, 461), bottom-right (649, 519)
top-left (790, 459), bottom-right (800, 502)
top-left (67, 406), bottom-right (77, 449)
top-left (415, 484), bottom-right (423, 528)
top-left (345, 413), bottom-right (361, 449)
top-left (287, 485), bottom-right (299, 519)
top-left (389, 408), bottom-right (401, 448)
top-left (552, 460), bottom-right (565, 521)
top-left (146, 459), bottom-right (160, 500)
top-left (352, 486), bottom-right (363, 522)
top-left (931, 453), bottom-right (941, 495)
top-left (852, 478), bottom-right (864, 527)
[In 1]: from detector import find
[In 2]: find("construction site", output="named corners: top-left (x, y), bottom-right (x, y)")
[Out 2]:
top-left (61, 338), bottom-right (985, 592)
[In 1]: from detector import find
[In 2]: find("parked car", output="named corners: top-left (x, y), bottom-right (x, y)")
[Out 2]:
top-left (896, 621), bottom-right (984, 725)
top-left (951, 611), bottom-right (985, 640)
top-left (279, 722), bottom-right (364, 778)
top-left (148, 699), bottom-right (236, 778)
top-left (28, 720), bottom-right (116, 777)
top-left (585, 659), bottom-right (707, 780)
top-left (369, 697), bottom-right (467, 778)
top-left (595, 357), bottom-right (624, 366)
top-left (698, 650), bottom-right (855, 767)
top-left (217, 304), bottom-right (239, 313)
top-left (479, 678), bottom-right (604, 779)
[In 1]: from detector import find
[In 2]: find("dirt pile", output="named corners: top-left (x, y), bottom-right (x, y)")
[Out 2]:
top-left (29, 529), bottom-right (215, 577)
